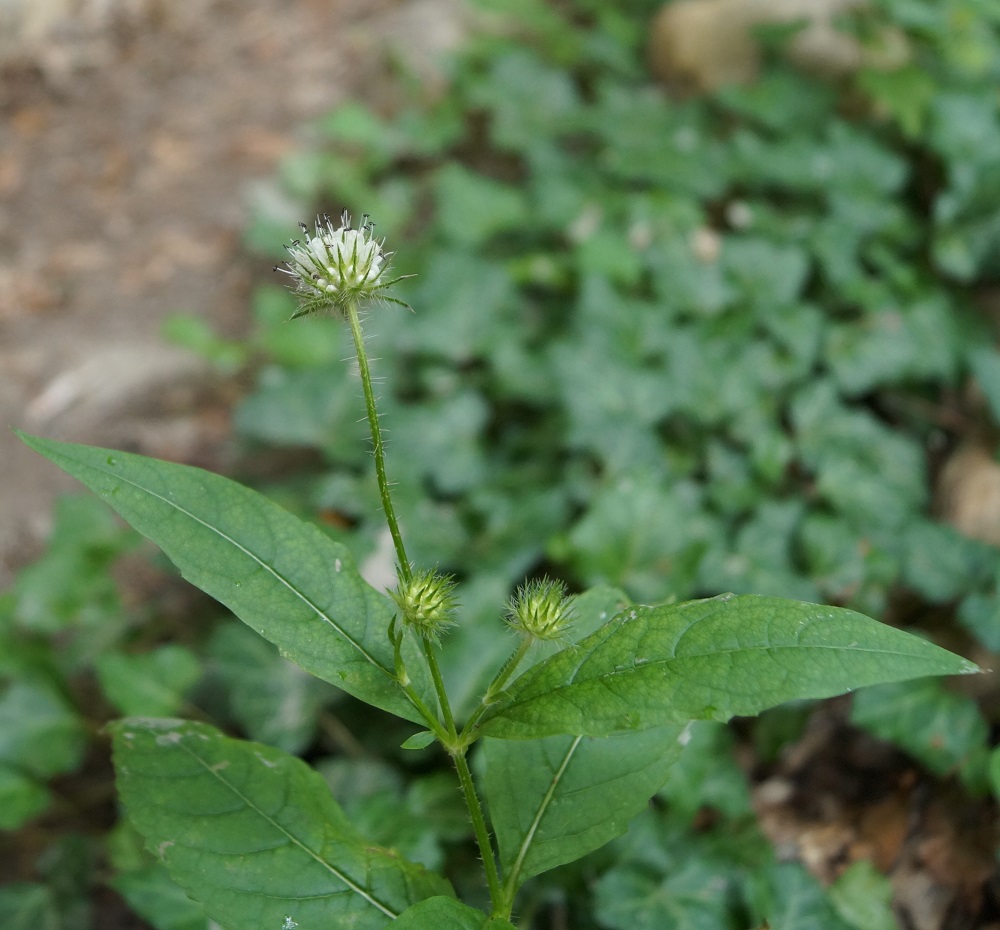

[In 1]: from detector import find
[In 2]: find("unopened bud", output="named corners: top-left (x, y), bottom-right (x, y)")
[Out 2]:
top-left (506, 577), bottom-right (574, 641)
top-left (390, 568), bottom-right (458, 642)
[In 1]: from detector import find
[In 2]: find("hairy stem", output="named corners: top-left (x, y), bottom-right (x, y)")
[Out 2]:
top-left (345, 299), bottom-right (411, 584)
top-left (346, 299), bottom-right (503, 911)
top-left (452, 746), bottom-right (503, 912)
top-left (461, 636), bottom-right (533, 742)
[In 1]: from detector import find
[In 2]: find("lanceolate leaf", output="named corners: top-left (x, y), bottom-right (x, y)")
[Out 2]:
top-left (17, 433), bottom-right (431, 724)
top-left (476, 595), bottom-right (979, 740)
top-left (393, 896), bottom-right (515, 929)
top-left (482, 725), bottom-right (685, 891)
top-left (109, 719), bottom-right (452, 930)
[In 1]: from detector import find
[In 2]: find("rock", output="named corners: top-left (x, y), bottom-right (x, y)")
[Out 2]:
top-left (936, 437), bottom-right (1000, 549)
top-left (648, 0), bottom-right (908, 91)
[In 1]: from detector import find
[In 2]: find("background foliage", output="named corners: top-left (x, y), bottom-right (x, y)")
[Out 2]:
top-left (4, 0), bottom-right (1000, 926)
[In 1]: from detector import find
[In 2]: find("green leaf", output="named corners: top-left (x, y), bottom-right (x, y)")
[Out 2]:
top-left (555, 475), bottom-right (710, 604)
top-left (235, 364), bottom-right (368, 463)
top-left (470, 49), bottom-right (581, 154)
top-left (482, 725), bottom-right (684, 890)
top-left (594, 855), bottom-right (733, 930)
top-left (317, 761), bottom-right (469, 872)
top-left (110, 718), bottom-right (452, 930)
top-left (656, 721), bottom-right (750, 821)
top-left (394, 896), bottom-right (514, 929)
top-left (722, 237), bottom-right (810, 310)
top-left (208, 623), bottom-right (332, 755)
top-left (0, 884), bottom-right (60, 930)
top-left (901, 518), bottom-right (997, 603)
top-left (394, 252), bottom-right (516, 362)
top-left (959, 592), bottom-right (1000, 652)
top-left (401, 731), bottom-right (436, 750)
top-left (433, 164), bottom-right (528, 246)
top-left (162, 313), bottom-right (247, 371)
top-left (384, 390), bottom-right (489, 494)
top-left (96, 645), bottom-right (202, 717)
top-left (968, 346), bottom-right (1000, 426)
top-left (0, 678), bottom-right (87, 778)
top-left (12, 493), bottom-right (134, 638)
top-left (476, 595), bottom-right (979, 740)
top-left (856, 65), bottom-right (936, 137)
top-left (827, 860), bottom-right (896, 930)
top-left (746, 861), bottom-right (853, 930)
top-left (111, 864), bottom-right (212, 930)
top-left (17, 432), bottom-right (433, 725)
top-left (824, 298), bottom-right (960, 396)
top-left (249, 286), bottom-right (344, 369)
top-left (851, 679), bottom-right (989, 782)
top-left (988, 745), bottom-right (1000, 799)
top-left (0, 765), bottom-right (51, 830)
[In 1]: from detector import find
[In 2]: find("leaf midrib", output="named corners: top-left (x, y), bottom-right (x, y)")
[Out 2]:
top-left (168, 731), bottom-right (399, 919)
top-left (84, 454), bottom-right (394, 681)
top-left (504, 735), bottom-right (583, 896)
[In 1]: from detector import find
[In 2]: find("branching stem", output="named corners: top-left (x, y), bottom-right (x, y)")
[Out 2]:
top-left (461, 636), bottom-right (533, 742)
top-left (347, 297), bottom-right (505, 913)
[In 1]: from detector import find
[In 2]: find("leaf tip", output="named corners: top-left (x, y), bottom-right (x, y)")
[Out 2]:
top-left (958, 659), bottom-right (986, 676)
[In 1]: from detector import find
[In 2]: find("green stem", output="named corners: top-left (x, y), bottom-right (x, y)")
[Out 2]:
top-left (422, 634), bottom-right (503, 909)
top-left (346, 299), bottom-right (503, 911)
top-left (345, 298), bottom-right (411, 583)
top-left (452, 746), bottom-right (503, 911)
top-left (461, 636), bottom-right (533, 741)
top-left (421, 637), bottom-right (457, 735)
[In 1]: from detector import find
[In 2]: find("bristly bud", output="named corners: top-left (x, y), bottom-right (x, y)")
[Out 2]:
top-left (506, 577), bottom-right (574, 641)
top-left (390, 568), bottom-right (458, 642)
top-left (275, 211), bottom-right (412, 319)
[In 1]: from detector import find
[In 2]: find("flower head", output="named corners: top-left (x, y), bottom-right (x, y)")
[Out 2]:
top-left (506, 577), bottom-right (574, 641)
top-left (390, 568), bottom-right (459, 643)
top-left (275, 211), bottom-right (410, 318)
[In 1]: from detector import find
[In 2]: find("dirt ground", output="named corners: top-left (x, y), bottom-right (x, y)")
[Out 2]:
top-left (0, 0), bottom-right (463, 588)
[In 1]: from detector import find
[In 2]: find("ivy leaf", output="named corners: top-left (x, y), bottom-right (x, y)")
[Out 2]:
top-left (594, 856), bottom-right (733, 930)
top-left (851, 679), bottom-right (989, 785)
top-left (555, 475), bottom-right (711, 604)
top-left (747, 861), bottom-right (853, 930)
top-left (482, 725), bottom-right (684, 890)
top-left (208, 623), bottom-right (332, 756)
top-left (96, 645), bottom-right (202, 718)
top-left (827, 860), bottom-right (896, 930)
top-left (234, 364), bottom-right (368, 464)
top-left (109, 718), bottom-right (452, 930)
top-left (17, 432), bottom-right (433, 725)
top-left (476, 595), bottom-right (979, 740)
top-left (656, 721), bottom-right (750, 821)
top-left (111, 864), bottom-right (211, 930)
top-left (0, 884), bottom-right (60, 930)
top-left (0, 678), bottom-right (87, 779)
top-left (968, 346), bottom-right (1000, 425)
top-left (0, 767), bottom-right (51, 830)
top-left (433, 164), bottom-right (528, 246)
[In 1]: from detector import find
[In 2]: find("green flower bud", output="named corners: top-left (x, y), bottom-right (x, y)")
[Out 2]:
top-left (391, 568), bottom-right (458, 642)
top-left (275, 211), bottom-right (411, 318)
top-left (506, 577), bottom-right (574, 641)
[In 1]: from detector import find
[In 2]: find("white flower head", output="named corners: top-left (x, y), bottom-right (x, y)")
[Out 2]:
top-left (275, 211), bottom-right (411, 318)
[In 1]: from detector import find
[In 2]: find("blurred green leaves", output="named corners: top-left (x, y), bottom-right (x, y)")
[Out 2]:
top-left (238, 3), bottom-right (1000, 640)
